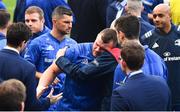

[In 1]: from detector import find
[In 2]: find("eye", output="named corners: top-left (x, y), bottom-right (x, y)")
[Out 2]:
top-left (153, 14), bottom-right (157, 18)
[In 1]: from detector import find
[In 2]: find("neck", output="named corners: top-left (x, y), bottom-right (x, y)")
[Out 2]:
top-left (0, 28), bottom-right (7, 36)
top-left (50, 29), bottom-right (65, 41)
top-left (6, 45), bottom-right (21, 54)
top-left (161, 23), bottom-right (171, 33)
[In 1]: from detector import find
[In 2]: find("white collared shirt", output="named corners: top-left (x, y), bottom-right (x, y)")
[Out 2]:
top-left (4, 46), bottom-right (19, 54)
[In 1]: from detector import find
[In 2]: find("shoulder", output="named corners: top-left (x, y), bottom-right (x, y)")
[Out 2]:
top-left (143, 30), bottom-right (154, 39)
top-left (144, 46), bottom-right (161, 59)
top-left (175, 25), bottom-right (180, 34)
top-left (32, 33), bottom-right (50, 43)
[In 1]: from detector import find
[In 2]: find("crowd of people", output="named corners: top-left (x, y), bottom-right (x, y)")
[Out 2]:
top-left (0, 0), bottom-right (179, 111)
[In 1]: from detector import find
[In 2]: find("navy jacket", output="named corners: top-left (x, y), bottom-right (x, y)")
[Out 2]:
top-left (0, 49), bottom-right (50, 110)
top-left (111, 72), bottom-right (171, 111)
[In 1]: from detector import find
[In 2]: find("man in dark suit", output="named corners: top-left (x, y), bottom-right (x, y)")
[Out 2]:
top-left (0, 22), bottom-right (61, 110)
top-left (111, 41), bottom-right (171, 111)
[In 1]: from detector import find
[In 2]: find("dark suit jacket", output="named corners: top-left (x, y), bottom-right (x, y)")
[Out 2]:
top-left (111, 72), bottom-right (171, 111)
top-left (0, 49), bottom-right (50, 110)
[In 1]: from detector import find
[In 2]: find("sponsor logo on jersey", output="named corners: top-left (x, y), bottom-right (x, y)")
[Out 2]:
top-left (163, 51), bottom-right (180, 61)
top-left (164, 56), bottom-right (180, 62)
top-left (175, 39), bottom-right (180, 46)
top-left (44, 58), bottom-right (54, 63)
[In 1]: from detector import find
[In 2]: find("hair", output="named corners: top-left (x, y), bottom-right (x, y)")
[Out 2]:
top-left (0, 9), bottom-right (10, 29)
top-left (0, 79), bottom-right (26, 111)
top-left (121, 41), bottom-right (144, 70)
top-left (100, 28), bottom-right (118, 47)
top-left (25, 6), bottom-right (44, 20)
top-left (6, 22), bottom-right (32, 48)
top-left (126, 0), bottom-right (142, 16)
top-left (52, 6), bottom-right (73, 19)
top-left (114, 15), bottom-right (140, 39)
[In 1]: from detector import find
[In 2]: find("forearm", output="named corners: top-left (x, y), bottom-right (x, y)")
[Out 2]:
top-left (38, 62), bottom-right (60, 87)
top-left (37, 62), bottom-right (61, 98)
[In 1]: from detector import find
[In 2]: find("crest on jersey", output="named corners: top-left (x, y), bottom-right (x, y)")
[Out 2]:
top-left (175, 39), bottom-right (180, 46)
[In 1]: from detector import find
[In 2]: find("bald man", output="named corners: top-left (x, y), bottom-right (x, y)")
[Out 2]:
top-left (142, 4), bottom-right (180, 110)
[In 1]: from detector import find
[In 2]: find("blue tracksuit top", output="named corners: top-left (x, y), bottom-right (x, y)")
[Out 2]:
top-left (141, 24), bottom-right (180, 110)
top-left (113, 45), bottom-right (168, 89)
top-left (24, 32), bottom-right (77, 99)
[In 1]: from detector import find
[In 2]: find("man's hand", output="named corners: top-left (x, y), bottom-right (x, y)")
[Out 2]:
top-left (36, 85), bottom-right (48, 99)
top-left (47, 88), bottom-right (63, 104)
top-left (56, 46), bottom-right (68, 59)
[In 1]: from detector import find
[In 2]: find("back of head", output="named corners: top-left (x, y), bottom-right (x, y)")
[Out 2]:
top-left (0, 79), bottom-right (26, 111)
top-left (52, 6), bottom-right (72, 19)
top-left (100, 28), bottom-right (118, 47)
top-left (6, 22), bottom-right (32, 48)
top-left (25, 6), bottom-right (44, 20)
top-left (126, 0), bottom-right (142, 16)
top-left (0, 9), bottom-right (10, 29)
top-left (114, 15), bottom-right (140, 40)
top-left (121, 41), bottom-right (144, 70)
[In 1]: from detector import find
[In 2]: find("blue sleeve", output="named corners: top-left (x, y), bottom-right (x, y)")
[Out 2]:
top-left (24, 40), bottom-right (40, 66)
top-left (56, 51), bottom-right (118, 80)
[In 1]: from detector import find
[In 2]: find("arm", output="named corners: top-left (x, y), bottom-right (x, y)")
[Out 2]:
top-left (37, 61), bottom-right (62, 98)
top-left (56, 51), bottom-right (118, 80)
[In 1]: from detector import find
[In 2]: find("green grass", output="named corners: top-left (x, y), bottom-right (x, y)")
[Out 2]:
top-left (3, 0), bottom-right (16, 21)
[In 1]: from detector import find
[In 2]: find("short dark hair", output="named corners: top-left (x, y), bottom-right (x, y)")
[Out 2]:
top-left (114, 15), bottom-right (140, 39)
top-left (121, 41), bottom-right (144, 70)
top-left (0, 79), bottom-right (26, 111)
top-left (0, 9), bottom-right (10, 29)
top-left (25, 6), bottom-right (44, 20)
top-left (6, 22), bottom-right (32, 48)
top-left (100, 28), bottom-right (118, 47)
top-left (52, 6), bottom-right (73, 18)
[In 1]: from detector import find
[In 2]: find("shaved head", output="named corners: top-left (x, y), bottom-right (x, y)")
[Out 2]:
top-left (153, 4), bottom-right (171, 16)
